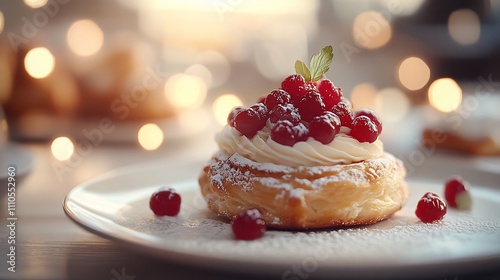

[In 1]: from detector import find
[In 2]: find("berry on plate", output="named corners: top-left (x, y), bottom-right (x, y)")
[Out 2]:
top-left (149, 187), bottom-right (181, 216)
top-left (444, 176), bottom-right (472, 210)
top-left (415, 192), bottom-right (447, 223)
top-left (231, 209), bottom-right (266, 240)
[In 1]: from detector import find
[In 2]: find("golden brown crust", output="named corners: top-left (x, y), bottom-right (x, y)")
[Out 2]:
top-left (423, 128), bottom-right (500, 156)
top-left (198, 152), bottom-right (408, 229)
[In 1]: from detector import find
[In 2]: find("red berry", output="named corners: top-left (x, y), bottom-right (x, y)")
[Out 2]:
top-left (331, 101), bottom-right (353, 128)
top-left (297, 90), bottom-right (325, 121)
top-left (309, 112), bottom-right (340, 144)
top-left (231, 209), bottom-right (266, 240)
top-left (354, 109), bottom-right (383, 134)
top-left (293, 82), bottom-right (318, 104)
top-left (265, 89), bottom-right (291, 110)
top-left (250, 103), bottom-right (269, 120)
top-left (233, 107), bottom-right (266, 138)
top-left (271, 120), bottom-right (309, 146)
top-left (256, 96), bottom-right (266, 104)
top-left (269, 104), bottom-right (301, 124)
top-left (281, 74), bottom-right (305, 99)
top-left (350, 116), bottom-right (378, 143)
top-left (444, 176), bottom-right (472, 210)
top-left (149, 187), bottom-right (181, 216)
top-left (318, 79), bottom-right (342, 109)
top-left (227, 106), bottom-right (244, 127)
top-left (415, 192), bottom-right (447, 223)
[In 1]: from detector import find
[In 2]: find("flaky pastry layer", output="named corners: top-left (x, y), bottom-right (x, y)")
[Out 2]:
top-left (199, 152), bottom-right (408, 229)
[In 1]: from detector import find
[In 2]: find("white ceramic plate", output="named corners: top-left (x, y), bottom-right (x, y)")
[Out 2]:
top-left (63, 159), bottom-right (500, 279)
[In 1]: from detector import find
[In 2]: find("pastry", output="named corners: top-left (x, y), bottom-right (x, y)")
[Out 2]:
top-left (422, 96), bottom-right (500, 156)
top-left (199, 46), bottom-right (408, 229)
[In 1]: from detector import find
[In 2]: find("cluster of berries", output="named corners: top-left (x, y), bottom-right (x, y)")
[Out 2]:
top-left (227, 74), bottom-right (382, 146)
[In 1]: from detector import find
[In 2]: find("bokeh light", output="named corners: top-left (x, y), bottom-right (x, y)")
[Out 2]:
top-left (254, 24), bottom-right (308, 80)
top-left (375, 88), bottom-right (410, 122)
top-left (164, 74), bottom-right (207, 109)
top-left (24, 47), bottom-right (55, 79)
top-left (212, 94), bottom-right (243, 125)
top-left (138, 123), bottom-right (164, 151)
top-left (428, 78), bottom-right (462, 113)
top-left (448, 9), bottom-right (480, 45)
top-left (51, 136), bottom-right (74, 161)
top-left (67, 19), bottom-right (104, 56)
top-left (23, 0), bottom-right (48, 8)
top-left (0, 10), bottom-right (4, 34)
top-left (196, 51), bottom-right (230, 87)
top-left (398, 57), bottom-right (431, 91)
top-left (185, 64), bottom-right (213, 88)
top-left (353, 11), bottom-right (392, 49)
top-left (350, 83), bottom-right (378, 110)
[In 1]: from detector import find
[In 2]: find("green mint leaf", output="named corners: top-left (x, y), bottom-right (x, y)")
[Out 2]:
top-left (294, 60), bottom-right (311, 81)
top-left (309, 45), bottom-right (334, 81)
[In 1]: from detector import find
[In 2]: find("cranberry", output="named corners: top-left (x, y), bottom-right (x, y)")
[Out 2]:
top-left (317, 79), bottom-right (342, 109)
top-left (269, 104), bottom-right (301, 124)
top-left (281, 74), bottom-right (305, 99)
top-left (250, 103), bottom-right (269, 120)
top-left (415, 192), bottom-right (447, 223)
top-left (331, 101), bottom-right (353, 128)
top-left (233, 108), bottom-right (266, 138)
top-left (231, 209), bottom-right (266, 240)
top-left (149, 187), bottom-right (181, 216)
top-left (265, 89), bottom-right (291, 110)
top-left (350, 116), bottom-right (378, 143)
top-left (227, 106), bottom-right (244, 127)
top-left (271, 120), bottom-right (309, 146)
top-left (309, 112), bottom-right (340, 144)
top-left (293, 82), bottom-right (318, 104)
top-left (354, 109), bottom-right (383, 134)
top-left (256, 96), bottom-right (266, 104)
top-left (444, 176), bottom-right (472, 210)
top-left (297, 90), bottom-right (325, 121)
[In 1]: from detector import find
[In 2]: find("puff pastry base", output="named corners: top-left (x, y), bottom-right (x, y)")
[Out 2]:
top-left (198, 152), bottom-right (408, 229)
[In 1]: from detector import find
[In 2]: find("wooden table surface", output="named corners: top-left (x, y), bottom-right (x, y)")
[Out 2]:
top-left (1, 138), bottom-right (500, 280)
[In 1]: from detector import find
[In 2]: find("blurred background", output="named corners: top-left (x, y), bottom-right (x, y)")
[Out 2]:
top-left (1, 0), bottom-right (500, 158)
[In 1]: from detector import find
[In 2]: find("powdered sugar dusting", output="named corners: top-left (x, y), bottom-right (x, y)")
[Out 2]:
top-left (116, 181), bottom-right (500, 266)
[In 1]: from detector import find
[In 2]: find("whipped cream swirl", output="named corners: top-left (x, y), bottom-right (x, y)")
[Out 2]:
top-left (216, 123), bottom-right (384, 167)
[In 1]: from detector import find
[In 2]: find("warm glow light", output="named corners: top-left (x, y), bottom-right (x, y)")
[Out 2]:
top-left (212, 94), bottom-right (243, 125)
top-left (350, 83), bottom-right (378, 110)
top-left (51, 136), bottom-right (74, 161)
top-left (448, 9), bottom-right (480, 45)
top-left (375, 88), bottom-right (410, 122)
top-left (353, 11), bottom-right (392, 49)
top-left (185, 64), bottom-right (213, 88)
top-left (428, 78), bottom-right (462, 113)
top-left (24, 47), bottom-right (55, 79)
top-left (67, 19), bottom-right (104, 56)
top-left (254, 24), bottom-right (308, 80)
top-left (0, 11), bottom-right (4, 34)
top-left (23, 0), bottom-right (48, 8)
top-left (398, 57), bottom-right (431, 91)
top-left (164, 74), bottom-right (207, 109)
top-left (138, 123), bottom-right (164, 151)
top-left (196, 51), bottom-right (230, 87)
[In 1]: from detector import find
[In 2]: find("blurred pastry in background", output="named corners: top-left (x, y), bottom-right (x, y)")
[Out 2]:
top-left (423, 95), bottom-right (500, 156)
top-left (0, 33), bottom-right (180, 141)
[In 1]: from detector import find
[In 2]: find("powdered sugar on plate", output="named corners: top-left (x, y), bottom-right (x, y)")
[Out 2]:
top-left (116, 180), bottom-right (500, 266)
